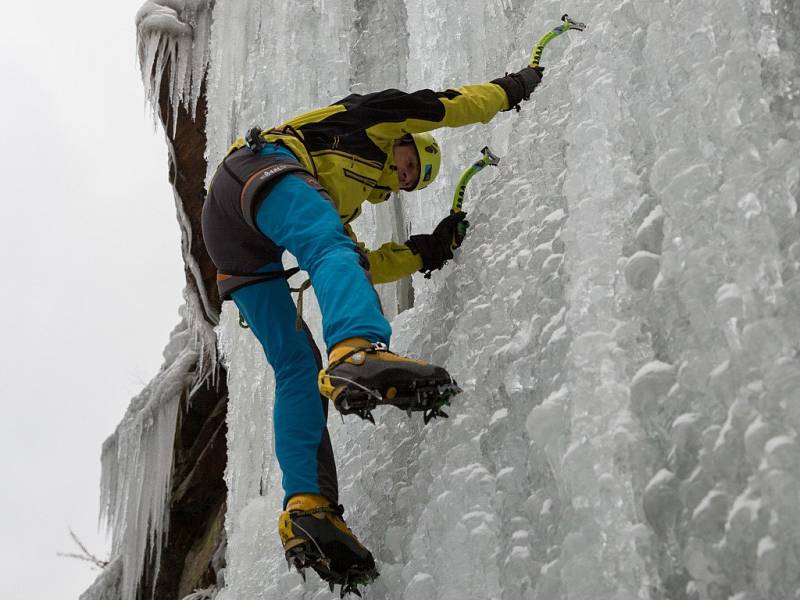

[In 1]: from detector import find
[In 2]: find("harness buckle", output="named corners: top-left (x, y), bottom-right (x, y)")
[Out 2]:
top-left (245, 126), bottom-right (265, 152)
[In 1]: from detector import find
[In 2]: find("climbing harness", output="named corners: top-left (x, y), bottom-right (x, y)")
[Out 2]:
top-left (237, 275), bottom-right (312, 331)
top-left (291, 278), bottom-right (313, 330)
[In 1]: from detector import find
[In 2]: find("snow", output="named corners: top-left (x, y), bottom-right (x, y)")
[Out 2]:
top-left (91, 1), bottom-right (800, 599)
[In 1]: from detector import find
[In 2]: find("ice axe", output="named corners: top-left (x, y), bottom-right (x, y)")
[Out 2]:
top-left (438, 16), bottom-right (584, 254)
top-left (418, 146), bottom-right (499, 279)
top-left (448, 15), bottom-right (584, 215)
top-left (529, 14), bottom-right (586, 69)
top-left (452, 145), bottom-right (501, 214)
top-left (447, 146), bottom-right (501, 251)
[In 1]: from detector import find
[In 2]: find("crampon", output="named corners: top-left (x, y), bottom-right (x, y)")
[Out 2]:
top-left (333, 376), bottom-right (462, 425)
top-left (319, 341), bottom-right (463, 425)
top-left (286, 539), bottom-right (378, 598)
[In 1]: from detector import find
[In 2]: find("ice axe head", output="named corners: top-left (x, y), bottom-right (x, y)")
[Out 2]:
top-left (561, 14), bottom-right (586, 31)
top-left (480, 146), bottom-right (501, 167)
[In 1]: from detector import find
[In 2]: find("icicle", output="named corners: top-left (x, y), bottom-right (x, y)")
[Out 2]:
top-left (99, 313), bottom-right (198, 600)
top-left (180, 586), bottom-right (217, 600)
top-left (136, 1), bottom-right (213, 132)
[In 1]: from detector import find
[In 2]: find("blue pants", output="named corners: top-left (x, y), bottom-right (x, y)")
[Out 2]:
top-left (231, 144), bottom-right (391, 507)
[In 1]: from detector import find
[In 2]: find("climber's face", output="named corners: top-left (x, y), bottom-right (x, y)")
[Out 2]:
top-left (393, 142), bottom-right (420, 191)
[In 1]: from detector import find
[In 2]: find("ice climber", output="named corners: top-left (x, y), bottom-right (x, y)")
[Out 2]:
top-left (201, 65), bottom-right (544, 592)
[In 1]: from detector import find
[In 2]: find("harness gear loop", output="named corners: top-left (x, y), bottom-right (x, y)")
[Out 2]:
top-left (290, 278), bottom-right (313, 331)
top-left (236, 281), bottom-right (310, 331)
top-left (235, 271), bottom-right (311, 331)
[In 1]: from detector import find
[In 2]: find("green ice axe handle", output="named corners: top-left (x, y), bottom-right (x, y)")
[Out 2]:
top-left (451, 146), bottom-right (501, 214)
top-left (449, 146), bottom-right (500, 250)
top-left (529, 14), bottom-right (586, 68)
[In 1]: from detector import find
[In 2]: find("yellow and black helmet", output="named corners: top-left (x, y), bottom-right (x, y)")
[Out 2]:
top-left (409, 132), bottom-right (441, 190)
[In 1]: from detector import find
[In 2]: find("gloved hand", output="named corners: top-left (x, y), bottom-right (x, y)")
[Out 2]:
top-left (491, 66), bottom-right (544, 111)
top-left (406, 211), bottom-right (470, 278)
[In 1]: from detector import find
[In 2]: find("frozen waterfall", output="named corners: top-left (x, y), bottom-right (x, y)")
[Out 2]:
top-left (99, 0), bottom-right (800, 599)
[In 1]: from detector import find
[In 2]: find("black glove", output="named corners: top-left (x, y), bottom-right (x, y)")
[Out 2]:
top-left (491, 66), bottom-right (544, 111)
top-left (406, 212), bottom-right (470, 278)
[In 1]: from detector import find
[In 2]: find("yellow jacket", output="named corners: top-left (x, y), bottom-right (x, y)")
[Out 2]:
top-left (236, 82), bottom-right (509, 283)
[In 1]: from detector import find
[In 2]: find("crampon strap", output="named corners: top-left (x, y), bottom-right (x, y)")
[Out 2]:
top-left (327, 342), bottom-right (390, 371)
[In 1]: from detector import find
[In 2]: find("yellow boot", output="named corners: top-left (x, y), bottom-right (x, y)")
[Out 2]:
top-left (318, 338), bottom-right (461, 423)
top-left (279, 493), bottom-right (377, 594)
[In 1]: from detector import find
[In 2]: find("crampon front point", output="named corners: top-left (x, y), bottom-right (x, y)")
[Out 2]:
top-left (286, 539), bottom-right (378, 598)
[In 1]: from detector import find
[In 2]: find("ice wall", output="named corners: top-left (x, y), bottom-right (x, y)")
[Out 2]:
top-left (129, 0), bottom-right (800, 598)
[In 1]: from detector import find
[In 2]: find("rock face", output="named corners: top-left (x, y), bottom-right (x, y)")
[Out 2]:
top-left (139, 66), bottom-right (228, 600)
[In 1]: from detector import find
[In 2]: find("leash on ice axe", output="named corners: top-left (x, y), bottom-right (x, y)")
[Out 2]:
top-left (442, 14), bottom-right (586, 250)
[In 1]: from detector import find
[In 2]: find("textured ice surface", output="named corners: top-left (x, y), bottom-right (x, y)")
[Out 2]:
top-left (104, 0), bottom-right (800, 599)
top-left (210, 0), bottom-right (800, 599)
